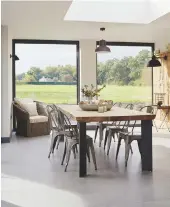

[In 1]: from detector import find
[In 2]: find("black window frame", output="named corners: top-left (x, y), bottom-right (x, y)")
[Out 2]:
top-left (12, 39), bottom-right (80, 103)
top-left (96, 41), bottom-right (155, 104)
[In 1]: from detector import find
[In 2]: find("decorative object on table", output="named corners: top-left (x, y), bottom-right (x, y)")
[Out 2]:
top-left (95, 27), bottom-right (111, 53)
top-left (79, 99), bottom-right (113, 111)
top-left (81, 84), bottom-right (106, 103)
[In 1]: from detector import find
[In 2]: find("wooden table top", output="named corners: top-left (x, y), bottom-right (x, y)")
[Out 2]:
top-left (58, 105), bottom-right (156, 122)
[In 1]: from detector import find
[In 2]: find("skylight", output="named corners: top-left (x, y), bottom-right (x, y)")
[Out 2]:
top-left (64, 0), bottom-right (170, 24)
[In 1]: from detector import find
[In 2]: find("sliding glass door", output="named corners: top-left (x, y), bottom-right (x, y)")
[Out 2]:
top-left (13, 40), bottom-right (79, 104)
top-left (96, 42), bottom-right (154, 106)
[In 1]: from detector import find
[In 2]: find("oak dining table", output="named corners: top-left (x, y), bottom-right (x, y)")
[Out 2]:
top-left (58, 105), bottom-right (156, 177)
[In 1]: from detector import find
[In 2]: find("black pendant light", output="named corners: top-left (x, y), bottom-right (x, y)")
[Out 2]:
top-left (95, 28), bottom-right (111, 53)
top-left (10, 54), bottom-right (19, 61)
top-left (147, 55), bottom-right (161, 67)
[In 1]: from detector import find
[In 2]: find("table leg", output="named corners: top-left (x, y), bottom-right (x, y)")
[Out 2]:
top-left (79, 122), bottom-right (87, 177)
top-left (140, 120), bottom-right (152, 172)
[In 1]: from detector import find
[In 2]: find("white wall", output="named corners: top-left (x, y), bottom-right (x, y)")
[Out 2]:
top-left (80, 40), bottom-right (96, 98)
top-left (1, 24), bottom-right (170, 138)
top-left (1, 25), bottom-right (11, 138)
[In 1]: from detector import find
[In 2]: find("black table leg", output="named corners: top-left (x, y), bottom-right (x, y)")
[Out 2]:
top-left (79, 122), bottom-right (87, 177)
top-left (141, 120), bottom-right (153, 172)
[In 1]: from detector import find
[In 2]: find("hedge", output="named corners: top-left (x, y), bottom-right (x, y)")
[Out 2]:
top-left (16, 81), bottom-right (76, 85)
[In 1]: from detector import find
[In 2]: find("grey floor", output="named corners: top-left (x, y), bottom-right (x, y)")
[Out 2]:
top-left (1, 129), bottom-right (170, 207)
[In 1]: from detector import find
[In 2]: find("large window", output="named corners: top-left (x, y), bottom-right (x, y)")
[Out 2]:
top-left (97, 42), bottom-right (154, 105)
top-left (13, 40), bottom-right (79, 104)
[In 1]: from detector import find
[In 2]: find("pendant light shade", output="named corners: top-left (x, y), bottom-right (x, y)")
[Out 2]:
top-left (95, 40), bottom-right (111, 53)
top-left (147, 55), bottom-right (161, 67)
top-left (95, 28), bottom-right (111, 53)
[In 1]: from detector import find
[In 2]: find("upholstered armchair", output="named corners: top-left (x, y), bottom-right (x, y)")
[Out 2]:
top-left (13, 98), bottom-right (50, 137)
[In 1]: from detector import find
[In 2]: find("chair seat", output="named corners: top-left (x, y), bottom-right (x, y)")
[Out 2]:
top-left (106, 126), bottom-right (123, 131)
top-left (29, 115), bottom-right (48, 123)
top-left (119, 131), bottom-right (141, 140)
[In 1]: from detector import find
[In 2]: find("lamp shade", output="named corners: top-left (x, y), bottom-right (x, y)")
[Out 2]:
top-left (10, 54), bottom-right (19, 61)
top-left (95, 40), bottom-right (111, 53)
top-left (147, 55), bottom-right (161, 67)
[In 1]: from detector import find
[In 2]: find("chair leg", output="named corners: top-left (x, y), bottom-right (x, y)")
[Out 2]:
top-left (99, 123), bottom-right (103, 147)
top-left (94, 126), bottom-right (99, 143)
top-left (61, 141), bottom-right (67, 165)
top-left (86, 142), bottom-right (90, 163)
top-left (48, 133), bottom-right (55, 158)
top-left (75, 144), bottom-right (78, 153)
top-left (153, 120), bottom-right (158, 132)
top-left (88, 139), bottom-right (97, 170)
top-left (107, 129), bottom-right (113, 155)
top-left (104, 129), bottom-right (109, 150)
top-left (52, 135), bottom-right (59, 153)
top-left (72, 145), bottom-right (76, 159)
top-left (64, 143), bottom-right (74, 172)
top-left (116, 137), bottom-right (122, 160)
top-left (56, 135), bottom-right (62, 150)
top-left (125, 139), bottom-right (130, 167)
top-left (130, 145), bottom-right (133, 154)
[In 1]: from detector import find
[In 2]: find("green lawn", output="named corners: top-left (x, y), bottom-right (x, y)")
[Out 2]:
top-left (16, 84), bottom-right (152, 104)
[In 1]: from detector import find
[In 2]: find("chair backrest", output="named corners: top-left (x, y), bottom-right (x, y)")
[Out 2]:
top-left (115, 103), bottom-right (134, 127)
top-left (125, 103), bottom-right (134, 110)
top-left (48, 106), bottom-right (64, 132)
top-left (113, 102), bottom-right (122, 107)
top-left (54, 105), bottom-right (78, 139)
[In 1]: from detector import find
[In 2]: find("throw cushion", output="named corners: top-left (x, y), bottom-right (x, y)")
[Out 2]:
top-left (29, 116), bottom-right (48, 123)
top-left (36, 102), bottom-right (48, 116)
top-left (21, 102), bottom-right (38, 116)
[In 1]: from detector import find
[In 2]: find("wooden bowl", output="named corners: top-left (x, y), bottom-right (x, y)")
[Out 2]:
top-left (79, 103), bottom-right (113, 111)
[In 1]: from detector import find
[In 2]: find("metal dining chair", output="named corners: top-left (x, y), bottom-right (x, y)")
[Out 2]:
top-left (58, 107), bottom-right (97, 172)
top-left (94, 102), bottom-right (122, 147)
top-left (115, 119), bottom-right (141, 167)
top-left (47, 105), bottom-right (66, 158)
top-left (104, 103), bottom-right (134, 155)
top-left (47, 104), bottom-right (78, 157)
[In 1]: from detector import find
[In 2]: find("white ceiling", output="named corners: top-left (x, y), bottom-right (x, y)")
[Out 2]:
top-left (1, 1), bottom-right (170, 41)
top-left (64, 0), bottom-right (170, 24)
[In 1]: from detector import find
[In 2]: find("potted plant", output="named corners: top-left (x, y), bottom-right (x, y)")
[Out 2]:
top-left (81, 84), bottom-right (106, 103)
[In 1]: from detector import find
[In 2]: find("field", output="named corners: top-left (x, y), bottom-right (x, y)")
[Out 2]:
top-left (16, 84), bottom-right (152, 104)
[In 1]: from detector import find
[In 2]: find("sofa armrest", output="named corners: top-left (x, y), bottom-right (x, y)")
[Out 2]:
top-left (13, 103), bottom-right (29, 120)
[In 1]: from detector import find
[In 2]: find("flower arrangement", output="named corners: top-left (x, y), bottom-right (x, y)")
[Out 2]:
top-left (81, 84), bottom-right (106, 98)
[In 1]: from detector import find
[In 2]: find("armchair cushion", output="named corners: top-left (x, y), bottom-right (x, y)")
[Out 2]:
top-left (20, 102), bottom-right (38, 116)
top-left (29, 115), bottom-right (48, 123)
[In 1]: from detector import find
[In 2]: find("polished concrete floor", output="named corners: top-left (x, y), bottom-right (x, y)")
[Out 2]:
top-left (1, 130), bottom-right (170, 207)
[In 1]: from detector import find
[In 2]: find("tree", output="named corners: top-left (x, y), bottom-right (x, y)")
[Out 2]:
top-left (23, 74), bottom-right (36, 82)
top-left (63, 74), bottom-right (74, 82)
top-left (16, 73), bottom-right (25, 81)
top-left (44, 67), bottom-right (61, 80)
top-left (27, 67), bottom-right (43, 81)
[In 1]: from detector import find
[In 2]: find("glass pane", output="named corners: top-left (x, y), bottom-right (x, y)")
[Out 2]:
top-left (97, 45), bottom-right (152, 107)
top-left (15, 43), bottom-right (77, 104)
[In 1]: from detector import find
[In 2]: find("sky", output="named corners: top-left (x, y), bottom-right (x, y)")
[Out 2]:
top-left (15, 44), bottom-right (151, 75)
